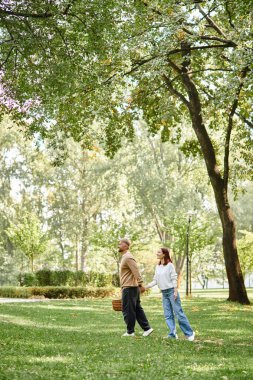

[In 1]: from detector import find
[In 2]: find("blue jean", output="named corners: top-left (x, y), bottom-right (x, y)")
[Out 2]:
top-left (162, 288), bottom-right (193, 338)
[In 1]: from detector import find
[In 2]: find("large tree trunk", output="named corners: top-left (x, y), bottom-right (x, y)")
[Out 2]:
top-left (214, 192), bottom-right (249, 303)
top-left (186, 76), bottom-right (249, 304)
top-left (188, 93), bottom-right (249, 304)
top-left (164, 44), bottom-right (250, 304)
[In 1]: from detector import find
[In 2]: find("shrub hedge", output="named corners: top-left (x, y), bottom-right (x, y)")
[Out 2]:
top-left (18, 270), bottom-right (119, 287)
top-left (0, 286), bottom-right (117, 299)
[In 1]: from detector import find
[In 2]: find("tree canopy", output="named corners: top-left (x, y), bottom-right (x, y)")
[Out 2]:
top-left (0, 1), bottom-right (252, 165)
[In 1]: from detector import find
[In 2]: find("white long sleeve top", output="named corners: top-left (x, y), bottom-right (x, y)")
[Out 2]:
top-left (146, 263), bottom-right (178, 290)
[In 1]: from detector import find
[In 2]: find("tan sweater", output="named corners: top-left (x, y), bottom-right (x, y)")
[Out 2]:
top-left (120, 251), bottom-right (143, 288)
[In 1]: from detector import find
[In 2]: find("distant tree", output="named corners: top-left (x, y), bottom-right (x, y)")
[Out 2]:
top-left (91, 216), bottom-right (144, 285)
top-left (7, 213), bottom-right (48, 272)
top-left (237, 231), bottom-right (253, 278)
top-left (123, 132), bottom-right (219, 286)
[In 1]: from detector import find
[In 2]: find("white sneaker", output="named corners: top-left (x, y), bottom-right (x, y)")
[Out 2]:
top-left (142, 328), bottom-right (154, 337)
top-left (122, 332), bottom-right (135, 337)
top-left (187, 332), bottom-right (195, 341)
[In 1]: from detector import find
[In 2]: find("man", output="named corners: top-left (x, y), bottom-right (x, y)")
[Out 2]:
top-left (119, 238), bottom-right (153, 337)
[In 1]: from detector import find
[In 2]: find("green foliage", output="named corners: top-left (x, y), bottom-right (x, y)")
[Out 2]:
top-left (35, 269), bottom-right (53, 286)
top-left (18, 272), bottom-right (38, 287)
top-left (180, 140), bottom-right (203, 158)
top-left (0, 0), bottom-right (252, 175)
top-left (237, 231), bottom-right (253, 276)
top-left (0, 286), bottom-right (115, 299)
top-left (19, 270), bottom-right (114, 287)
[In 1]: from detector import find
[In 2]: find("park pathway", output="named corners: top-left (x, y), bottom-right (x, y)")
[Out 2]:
top-left (0, 298), bottom-right (48, 303)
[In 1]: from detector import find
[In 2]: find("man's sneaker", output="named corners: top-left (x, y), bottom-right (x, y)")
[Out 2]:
top-left (122, 332), bottom-right (135, 337)
top-left (143, 328), bottom-right (154, 337)
top-left (187, 332), bottom-right (195, 341)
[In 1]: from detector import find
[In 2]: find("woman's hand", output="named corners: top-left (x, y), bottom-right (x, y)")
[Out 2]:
top-left (174, 288), bottom-right (178, 300)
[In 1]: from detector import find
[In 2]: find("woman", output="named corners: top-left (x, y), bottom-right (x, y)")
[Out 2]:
top-left (145, 247), bottom-right (195, 341)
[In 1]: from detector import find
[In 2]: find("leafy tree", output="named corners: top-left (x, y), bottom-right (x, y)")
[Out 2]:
top-left (0, 118), bottom-right (33, 282)
top-left (7, 213), bottom-right (48, 272)
top-left (46, 138), bottom-right (117, 271)
top-left (191, 238), bottom-right (226, 289)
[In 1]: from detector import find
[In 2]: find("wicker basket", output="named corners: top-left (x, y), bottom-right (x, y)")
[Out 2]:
top-left (112, 299), bottom-right (122, 311)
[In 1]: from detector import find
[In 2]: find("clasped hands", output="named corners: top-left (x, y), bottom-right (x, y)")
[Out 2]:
top-left (140, 285), bottom-right (178, 299)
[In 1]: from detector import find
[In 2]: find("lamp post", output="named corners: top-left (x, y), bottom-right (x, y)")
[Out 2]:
top-left (186, 215), bottom-right (191, 297)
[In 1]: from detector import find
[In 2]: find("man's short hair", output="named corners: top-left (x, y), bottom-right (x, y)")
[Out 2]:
top-left (120, 238), bottom-right (131, 247)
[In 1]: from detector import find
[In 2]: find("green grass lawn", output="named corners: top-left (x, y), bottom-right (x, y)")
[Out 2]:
top-left (0, 294), bottom-right (253, 380)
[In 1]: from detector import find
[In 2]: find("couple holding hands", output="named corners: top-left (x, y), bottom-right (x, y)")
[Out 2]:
top-left (119, 238), bottom-right (195, 341)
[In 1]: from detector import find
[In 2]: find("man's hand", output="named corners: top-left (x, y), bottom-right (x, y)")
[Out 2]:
top-left (139, 285), bottom-right (146, 293)
top-left (174, 288), bottom-right (178, 300)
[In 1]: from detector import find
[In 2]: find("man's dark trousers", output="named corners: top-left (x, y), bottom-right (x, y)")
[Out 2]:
top-left (122, 287), bottom-right (150, 334)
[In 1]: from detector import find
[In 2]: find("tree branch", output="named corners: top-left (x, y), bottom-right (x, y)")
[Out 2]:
top-left (63, 0), bottom-right (77, 15)
top-left (189, 67), bottom-right (233, 75)
top-left (236, 113), bottom-right (253, 129)
top-left (0, 38), bottom-right (13, 45)
top-left (166, 42), bottom-right (235, 60)
top-left (182, 27), bottom-right (236, 46)
top-left (0, 15), bottom-right (14, 39)
top-left (0, 46), bottom-right (14, 69)
top-left (167, 58), bottom-right (181, 73)
top-left (223, 66), bottom-right (250, 189)
top-left (22, 19), bottom-right (47, 52)
top-left (153, 212), bottom-right (164, 243)
top-left (0, 8), bottom-right (53, 18)
top-left (126, 24), bottom-right (168, 41)
top-left (0, 2), bottom-right (77, 19)
top-left (140, 0), bottom-right (163, 17)
top-left (195, 84), bottom-right (253, 131)
top-left (123, 55), bottom-right (160, 76)
top-left (224, 1), bottom-right (235, 28)
top-left (126, 42), bottom-right (234, 78)
top-left (196, 4), bottom-right (227, 38)
top-left (162, 74), bottom-right (189, 107)
top-left (54, 26), bottom-right (72, 57)
top-left (67, 13), bottom-right (87, 27)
